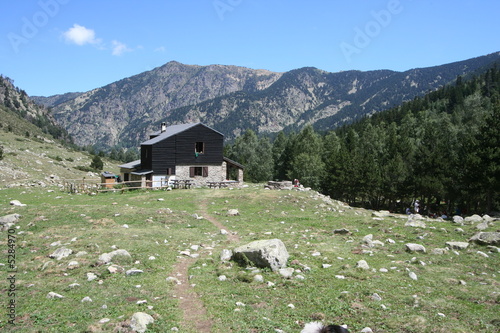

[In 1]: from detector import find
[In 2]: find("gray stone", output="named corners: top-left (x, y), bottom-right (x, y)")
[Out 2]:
top-left (465, 214), bottom-right (483, 223)
top-left (0, 213), bottom-right (21, 231)
top-left (333, 228), bottom-right (350, 235)
top-left (220, 249), bottom-right (233, 261)
top-left (362, 234), bottom-right (374, 247)
top-left (476, 221), bottom-right (489, 230)
top-left (87, 272), bottom-right (98, 281)
top-left (405, 220), bottom-right (427, 228)
top-left (126, 268), bottom-right (144, 276)
top-left (452, 216), bottom-right (464, 224)
top-left (227, 209), bottom-right (239, 216)
top-left (98, 249), bottom-right (131, 264)
top-left (279, 267), bottom-right (295, 278)
top-left (445, 241), bottom-right (469, 250)
top-left (233, 239), bottom-right (289, 272)
top-left (49, 247), bottom-right (73, 260)
top-left (130, 312), bottom-right (154, 333)
top-left (469, 232), bottom-right (500, 246)
top-left (10, 200), bottom-right (26, 207)
top-left (356, 260), bottom-right (370, 270)
top-left (107, 264), bottom-right (124, 274)
top-left (47, 292), bottom-right (64, 299)
top-left (431, 248), bottom-right (448, 255)
top-left (405, 243), bottom-right (426, 253)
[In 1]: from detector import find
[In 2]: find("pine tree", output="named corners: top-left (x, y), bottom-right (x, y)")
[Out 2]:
top-left (90, 155), bottom-right (104, 171)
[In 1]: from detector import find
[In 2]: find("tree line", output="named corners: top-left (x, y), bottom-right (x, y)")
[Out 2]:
top-left (226, 66), bottom-right (500, 215)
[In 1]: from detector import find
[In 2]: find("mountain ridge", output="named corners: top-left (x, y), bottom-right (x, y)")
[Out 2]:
top-left (32, 52), bottom-right (500, 149)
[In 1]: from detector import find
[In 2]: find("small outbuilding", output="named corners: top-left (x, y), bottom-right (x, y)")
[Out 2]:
top-left (100, 171), bottom-right (119, 189)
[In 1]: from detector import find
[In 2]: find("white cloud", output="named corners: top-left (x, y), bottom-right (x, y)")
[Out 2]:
top-left (63, 24), bottom-right (100, 45)
top-left (111, 40), bottom-right (131, 56)
top-left (155, 46), bottom-right (166, 52)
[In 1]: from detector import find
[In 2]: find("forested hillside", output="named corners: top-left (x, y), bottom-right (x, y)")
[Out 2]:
top-left (226, 66), bottom-right (500, 214)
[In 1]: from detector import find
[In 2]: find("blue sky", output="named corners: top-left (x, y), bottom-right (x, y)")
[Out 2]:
top-left (1, 0), bottom-right (499, 97)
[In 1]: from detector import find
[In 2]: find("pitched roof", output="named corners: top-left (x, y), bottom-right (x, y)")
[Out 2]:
top-left (118, 159), bottom-right (141, 169)
top-left (142, 122), bottom-right (223, 145)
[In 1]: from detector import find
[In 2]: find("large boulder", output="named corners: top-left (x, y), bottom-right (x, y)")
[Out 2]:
top-left (232, 239), bottom-right (289, 272)
top-left (469, 232), bottom-right (500, 246)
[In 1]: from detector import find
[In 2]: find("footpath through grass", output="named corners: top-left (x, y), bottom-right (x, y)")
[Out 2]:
top-left (0, 185), bottom-right (498, 332)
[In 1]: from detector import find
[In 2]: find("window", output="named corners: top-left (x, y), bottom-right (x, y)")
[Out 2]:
top-left (190, 166), bottom-right (208, 177)
top-left (195, 142), bottom-right (204, 154)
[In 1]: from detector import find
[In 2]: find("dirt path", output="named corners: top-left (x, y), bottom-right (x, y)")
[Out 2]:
top-left (172, 195), bottom-right (240, 332)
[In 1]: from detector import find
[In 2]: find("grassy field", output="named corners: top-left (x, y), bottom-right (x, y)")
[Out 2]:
top-left (0, 185), bottom-right (498, 332)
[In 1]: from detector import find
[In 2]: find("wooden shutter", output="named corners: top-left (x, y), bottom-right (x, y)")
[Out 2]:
top-left (202, 167), bottom-right (208, 177)
top-left (189, 167), bottom-right (195, 177)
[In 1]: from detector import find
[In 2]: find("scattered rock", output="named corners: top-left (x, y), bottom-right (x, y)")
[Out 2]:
top-left (220, 249), bottom-right (232, 261)
top-left (81, 296), bottom-right (92, 302)
top-left (0, 213), bottom-right (21, 230)
top-left (362, 234), bottom-right (374, 247)
top-left (405, 220), bottom-right (427, 228)
top-left (356, 260), bottom-right (370, 270)
top-left (254, 274), bottom-right (264, 282)
top-left (405, 243), bottom-right (426, 253)
top-left (469, 232), bottom-right (500, 246)
top-left (98, 249), bottom-right (132, 264)
top-left (47, 292), bottom-right (64, 299)
top-left (130, 312), bottom-right (154, 333)
top-left (227, 209), bottom-right (239, 216)
top-left (218, 275), bottom-right (227, 281)
top-left (107, 264), bottom-right (124, 274)
top-left (476, 221), bottom-right (489, 230)
top-left (87, 272), bottom-right (98, 281)
top-left (445, 241), bottom-right (469, 250)
top-left (409, 272), bottom-right (418, 280)
top-left (279, 267), bottom-right (295, 278)
top-left (10, 200), bottom-right (26, 207)
top-left (232, 239), bottom-right (289, 272)
top-left (333, 228), bottom-right (350, 235)
top-left (49, 247), bottom-right (73, 260)
top-left (67, 261), bottom-right (79, 269)
top-left (431, 248), bottom-right (448, 255)
top-left (452, 216), bottom-right (464, 224)
top-left (126, 269), bottom-right (144, 276)
top-left (166, 277), bottom-right (181, 284)
top-left (465, 214), bottom-right (483, 223)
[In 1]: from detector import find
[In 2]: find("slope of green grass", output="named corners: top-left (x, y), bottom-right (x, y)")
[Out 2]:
top-left (0, 186), bottom-right (498, 332)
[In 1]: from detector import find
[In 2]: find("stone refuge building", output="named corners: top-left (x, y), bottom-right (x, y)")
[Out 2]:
top-left (119, 122), bottom-right (244, 188)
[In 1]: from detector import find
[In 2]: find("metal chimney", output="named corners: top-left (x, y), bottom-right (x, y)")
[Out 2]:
top-left (161, 122), bottom-right (167, 133)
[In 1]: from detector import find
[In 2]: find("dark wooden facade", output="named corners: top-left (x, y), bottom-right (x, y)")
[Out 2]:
top-left (141, 123), bottom-right (224, 175)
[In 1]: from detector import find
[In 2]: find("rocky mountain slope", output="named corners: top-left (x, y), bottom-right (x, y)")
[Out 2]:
top-left (38, 52), bottom-right (500, 150)
top-left (0, 75), bottom-right (71, 142)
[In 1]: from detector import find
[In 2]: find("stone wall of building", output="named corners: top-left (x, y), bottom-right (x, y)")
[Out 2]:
top-left (176, 164), bottom-right (225, 187)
